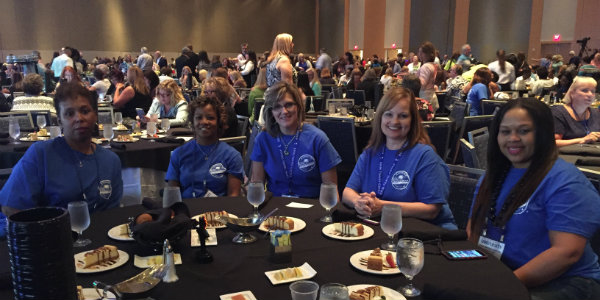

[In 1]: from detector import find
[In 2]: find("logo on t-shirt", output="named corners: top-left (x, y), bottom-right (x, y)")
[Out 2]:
top-left (514, 197), bottom-right (531, 214)
top-left (297, 154), bottom-right (316, 172)
top-left (98, 180), bottom-right (112, 199)
top-left (391, 170), bottom-right (410, 190)
top-left (209, 163), bottom-right (227, 178)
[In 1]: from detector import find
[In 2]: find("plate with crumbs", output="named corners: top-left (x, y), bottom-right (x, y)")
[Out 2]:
top-left (74, 249), bottom-right (129, 274)
top-left (258, 216), bottom-right (306, 233)
top-left (107, 223), bottom-right (134, 241)
top-left (347, 284), bottom-right (405, 300)
top-left (322, 222), bottom-right (374, 241)
top-left (193, 212), bottom-right (237, 229)
top-left (349, 250), bottom-right (400, 275)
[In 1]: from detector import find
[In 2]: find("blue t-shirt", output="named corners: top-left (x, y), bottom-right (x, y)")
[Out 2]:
top-left (0, 137), bottom-right (123, 213)
top-left (466, 83), bottom-right (488, 116)
top-left (166, 141), bottom-right (244, 198)
top-left (473, 159), bottom-right (600, 280)
top-left (346, 143), bottom-right (457, 229)
top-left (251, 124), bottom-right (341, 198)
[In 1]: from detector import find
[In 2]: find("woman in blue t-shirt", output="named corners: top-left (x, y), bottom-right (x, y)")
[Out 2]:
top-left (469, 98), bottom-right (600, 299)
top-left (250, 81), bottom-right (341, 198)
top-left (165, 96), bottom-right (243, 198)
top-left (342, 87), bottom-right (457, 229)
top-left (465, 67), bottom-right (492, 116)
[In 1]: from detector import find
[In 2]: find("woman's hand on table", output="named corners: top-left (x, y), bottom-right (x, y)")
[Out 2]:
top-left (579, 132), bottom-right (600, 144)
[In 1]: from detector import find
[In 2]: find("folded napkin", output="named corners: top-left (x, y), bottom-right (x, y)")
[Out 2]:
top-left (403, 229), bottom-right (468, 241)
top-left (0, 133), bottom-right (8, 139)
top-left (576, 157), bottom-right (600, 166)
top-left (155, 137), bottom-right (185, 144)
top-left (169, 128), bottom-right (193, 136)
top-left (110, 142), bottom-right (126, 150)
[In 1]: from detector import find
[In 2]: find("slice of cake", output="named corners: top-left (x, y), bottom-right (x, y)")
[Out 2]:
top-left (81, 245), bottom-right (119, 268)
top-left (119, 223), bottom-right (130, 236)
top-left (333, 222), bottom-right (364, 236)
top-left (76, 285), bottom-right (84, 300)
top-left (264, 216), bottom-right (294, 230)
top-left (203, 211), bottom-right (228, 227)
top-left (366, 248), bottom-right (383, 271)
top-left (349, 285), bottom-right (383, 300)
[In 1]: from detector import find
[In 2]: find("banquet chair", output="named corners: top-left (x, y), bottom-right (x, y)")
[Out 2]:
top-left (12, 92), bottom-right (25, 98)
top-left (447, 164), bottom-right (485, 229)
top-left (98, 106), bottom-right (114, 125)
top-left (373, 83), bottom-right (384, 109)
top-left (243, 122), bottom-right (262, 177)
top-left (331, 86), bottom-right (342, 99)
top-left (468, 127), bottom-right (489, 170)
top-left (452, 115), bottom-right (494, 164)
top-left (321, 84), bottom-right (335, 93)
top-left (253, 99), bottom-right (264, 124)
top-left (0, 111), bottom-right (34, 134)
top-left (435, 92), bottom-right (450, 117)
top-left (481, 100), bottom-right (506, 115)
top-left (423, 120), bottom-right (452, 161)
top-left (305, 96), bottom-right (324, 112)
top-left (316, 116), bottom-right (358, 173)
top-left (460, 139), bottom-right (481, 169)
top-left (346, 90), bottom-right (366, 106)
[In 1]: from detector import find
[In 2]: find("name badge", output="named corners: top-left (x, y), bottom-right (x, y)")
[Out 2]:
top-left (204, 190), bottom-right (218, 198)
top-left (478, 236), bottom-right (505, 259)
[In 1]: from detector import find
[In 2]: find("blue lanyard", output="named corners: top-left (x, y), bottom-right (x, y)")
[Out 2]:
top-left (377, 142), bottom-right (408, 197)
top-left (192, 142), bottom-right (219, 198)
top-left (571, 104), bottom-right (590, 135)
top-left (277, 129), bottom-right (301, 194)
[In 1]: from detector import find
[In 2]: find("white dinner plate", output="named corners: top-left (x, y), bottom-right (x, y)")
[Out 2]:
top-left (349, 250), bottom-right (400, 275)
top-left (347, 284), bottom-right (406, 300)
top-left (264, 262), bottom-right (317, 285)
top-left (321, 223), bottom-right (375, 241)
top-left (75, 250), bottom-right (129, 274)
top-left (133, 253), bottom-right (182, 268)
top-left (112, 137), bottom-right (139, 143)
top-left (219, 290), bottom-right (257, 300)
top-left (193, 213), bottom-right (237, 229)
top-left (258, 216), bottom-right (306, 233)
top-left (107, 224), bottom-right (134, 241)
top-left (19, 136), bottom-right (49, 142)
top-left (81, 288), bottom-right (117, 300)
top-left (112, 126), bottom-right (129, 131)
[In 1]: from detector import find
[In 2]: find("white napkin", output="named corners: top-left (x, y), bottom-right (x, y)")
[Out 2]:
top-left (286, 202), bottom-right (314, 208)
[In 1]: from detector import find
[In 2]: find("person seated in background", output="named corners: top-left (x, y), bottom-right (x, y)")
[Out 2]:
top-left (402, 75), bottom-right (433, 121)
top-left (11, 73), bottom-right (56, 113)
top-left (319, 68), bottom-right (336, 85)
top-left (465, 67), bottom-right (493, 116)
top-left (551, 76), bottom-right (600, 147)
top-left (55, 66), bottom-right (84, 90)
top-left (407, 56), bottom-right (421, 74)
top-left (358, 68), bottom-right (380, 104)
top-left (204, 77), bottom-right (239, 137)
top-left (380, 68), bottom-right (394, 93)
top-left (295, 53), bottom-right (312, 71)
top-left (143, 79), bottom-right (188, 127)
top-left (166, 96), bottom-right (243, 198)
top-left (251, 82), bottom-right (341, 198)
top-left (338, 68), bottom-right (352, 86)
top-left (143, 70), bottom-right (160, 99)
top-left (512, 66), bottom-right (535, 91)
top-left (1, 72), bottom-right (24, 98)
top-left (457, 44), bottom-right (473, 71)
top-left (248, 68), bottom-right (268, 124)
top-left (179, 66), bottom-right (199, 90)
top-left (446, 64), bottom-right (468, 99)
top-left (531, 67), bottom-right (554, 96)
top-left (348, 68), bottom-right (363, 90)
top-left (230, 70), bottom-right (246, 88)
top-left (107, 68), bottom-right (124, 96)
top-left (468, 98), bottom-right (600, 299)
top-left (342, 87), bottom-right (456, 229)
top-left (240, 50), bottom-right (256, 87)
top-left (306, 68), bottom-right (322, 97)
top-left (0, 82), bottom-right (123, 217)
top-left (296, 71), bottom-right (315, 99)
top-left (87, 65), bottom-right (110, 99)
top-left (113, 66), bottom-right (152, 119)
top-left (159, 66), bottom-right (174, 83)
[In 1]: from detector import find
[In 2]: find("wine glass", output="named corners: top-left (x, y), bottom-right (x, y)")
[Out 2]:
top-left (103, 126), bottom-right (113, 148)
top-left (247, 182), bottom-right (265, 219)
top-left (161, 119), bottom-right (170, 134)
top-left (319, 183), bottom-right (338, 222)
top-left (397, 238), bottom-right (424, 297)
top-left (36, 115), bottom-right (47, 130)
top-left (68, 201), bottom-right (91, 247)
top-left (8, 119), bottom-right (20, 144)
top-left (147, 122), bottom-right (157, 142)
top-left (162, 186), bottom-right (182, 208)
top-left (114, 112), bottom-right (123, 126)
top-left (380, 204), bottom-right (403, 250)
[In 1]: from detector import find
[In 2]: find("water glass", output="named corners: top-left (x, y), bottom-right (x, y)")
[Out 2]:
top-left (247, 182), bottom-right (265, 218)
top-left (397, 238), bottom-right (424, 297)
top-left (340, 107), bottom-right (348, 116)
top-left (98, 92), bottom-right (105, 101)
top-left (68, 201), bottom-right (91, 247)
top-left (162, 186), bottom-right (182, 208)
top-left (161, 119), bottom-right (171, 133)
top-left (103, 126), bottom-right (114, 147)
top-left (380, 204), bottom-right (403, 250)
top-left (114, 112), bottom-right (123, 125)
top-left (319, 283), bottom-right (349, 300)
top-left (48, 126), bottom-right (61, 138)
top-left (290, 280), bottom-right (319, 300)
top-left (328, 103), bottom-right (336, 115)
top-left (36, 115), bottom-right (47, 130)
top-left (8, 119), bottom-right (20, 144)
top-left (319, 183), bottom-right (338, 222)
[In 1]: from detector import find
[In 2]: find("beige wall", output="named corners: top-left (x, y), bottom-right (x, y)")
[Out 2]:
top-left (348, 0), bottom-right (365, 50)
top-left (384, 0), bottom-right (405, 51)
top-left (541, 0), bottom-right (577, 42)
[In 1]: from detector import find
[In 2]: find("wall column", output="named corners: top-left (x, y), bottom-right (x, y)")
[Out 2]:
top-left (344, 0), bottom-right (350, 52)
top-left (363, 0), bottom-right (386, 59)
top-left (402, 0), bottom-right (411, 52)
top-left (453, 0), bottom-right (469, 53)
top-left (528, 0), bottom-right (544, 64)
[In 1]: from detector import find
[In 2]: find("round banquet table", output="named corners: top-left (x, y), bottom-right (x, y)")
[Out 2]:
top-left (0, 197), bottom-right (529, 300)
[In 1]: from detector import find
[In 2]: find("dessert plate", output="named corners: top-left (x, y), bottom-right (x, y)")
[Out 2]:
top-left (219, 290), bottom-right (257, 300)
top-left (112, 137), bottom-right (139, 143)
top-left (347, 284), bottom-right (406, 300)
top-left (264, 262), bottom-right (317, 285)
top-left (107, 224), bottom-right (134, 241)
top-left (349, 250), bottom-right (400, 275)
top-left (81, 288), bottom-right (117, 300)
top-left (75, 250), bottom-right (129, 274)
top-left (133, 253), bottom-right (182, 268)
top-left (193, 213), bottom-right (238, 229)
top-left (321, 223), bottom-right (375, 241)
top-left (19, 136), bottom-right (49, 142)
top-left (258, 216), bottom-right (306, 233)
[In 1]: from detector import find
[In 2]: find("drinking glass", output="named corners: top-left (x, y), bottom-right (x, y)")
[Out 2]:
top-left (48, 126), bottom-right (61, 138)
top-left (380, 204), bottom-right (403, 250)
top-left (161, 119), bottom-right (171, 134)
top-left (147, 121), bottom-right (157, 141)
top-left (319, 183), bottom-right (338, 222)
top-left (162, 186), bottom-right (182, 207)
top-left (103, 126), bottom-right (113, 148)
top-left (8, 119), bottom-right (20, 144)
top-left (319, 283), bottom-right (349, 300)
top-left (328, 103), bottom-right (336, 115)
top-left (114, 112), bottom-right (123, 126)
top-left (68, 201), bottom-right (91, 247)
top-left (396, 238), bottom-right (424, 297)
top-left (36, 115), bottom-right (47, 130)
top-left (98, 91), bottom-right (105, 101)
top-left (290, 280), bottom-right (319, 300)
top-left (246, 182), bottom-right (265, 219)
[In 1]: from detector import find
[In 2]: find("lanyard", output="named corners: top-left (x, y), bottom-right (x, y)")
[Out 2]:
top-left (68, 142), bottom-right (100, 208)
top-left (192, 142), bottom-right (219, 197)
top-left (376, 142), bottom-right (407, 197)
top-left (571, 104), bottom-right (590, 135)
top-left (482, 217), bottom-right (506, 242)
top-left (278, 129), bottom-right (301, 194)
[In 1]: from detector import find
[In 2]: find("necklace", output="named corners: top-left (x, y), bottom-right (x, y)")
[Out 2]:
top-left (278, 126), bottom-right (302, 194)
top-left (196, 141), bottom-right (219, 160)
top-left (279, 129), bottom-right (300, 156)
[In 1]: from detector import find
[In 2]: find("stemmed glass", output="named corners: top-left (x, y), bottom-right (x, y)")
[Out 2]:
top-left (8, 119), bottom-right (20, 144)
top-left (396, 238), bottom-right (424, 297)
top-left (380, 204), bottom-right (403, 250)
top-left (147, 121), bottom-right (157, 142)
top-left (36, 115), bottom-right (47, 131)
top-left (103, 126), bottom-right (113, 148)
top-left (114, 112), bottom-right (123, 126)
top-left (68, 201), bottom-right (91, 247)
top-left (247, 182), bottom-right (265, 219)
top-left (319, 183), bottom-right (338, 222)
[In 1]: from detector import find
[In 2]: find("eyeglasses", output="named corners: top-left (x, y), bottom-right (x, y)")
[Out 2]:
top-left (272, 102), bottom-right (297, 112)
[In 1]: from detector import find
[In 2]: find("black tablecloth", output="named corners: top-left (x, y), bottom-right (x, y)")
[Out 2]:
top-left (0, 197), bottom-right (529, 300)
top-left (559, 144), bottom-right (600, 171)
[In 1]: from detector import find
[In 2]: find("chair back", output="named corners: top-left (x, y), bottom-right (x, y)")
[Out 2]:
top-left (0, 111), bottom-right (34, 133)
top-left (98, 106), bottom-right (114, 125)
top-left (317, 116), bottom-right (357, 172)
top-left (29, 110), bottom-right (57, 127)
top-left (481, 100), bottom-right (506, 115)
top-left (305, 96), bottom-right (324, 112)
top-left (459, 115), bottom-right (494, 140)
top-left (331, 86), bottom-right (342, 99)
top-left (253, 99), bottom-right (264, 125)
top-left (244, 122), bottom-right (263, 176)
top-left (468, 127), bottom-right (489, 170)
top-left (447, 164), bottom-right (485, 229)
top-left (423, 120), bottom-right (452, 161)
top-left (373, 84), bottom-right (384, 109)
top-left (346, 90), bottom-right (366, 106)
top-left (460, 139), bottom-right (481, 169)
top-left (326, 99), bottom-right (354, 113)
top-left (321, 84), bottom-right (335, 93)
top-left (12, 92), bottom-right (25, 98)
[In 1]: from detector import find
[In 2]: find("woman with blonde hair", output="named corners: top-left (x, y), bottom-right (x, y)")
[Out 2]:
top-left (229, 70), bottom-right (246, 88)
top-left (266, 33), bottom-right (295, 87)
top-left (114, 66), bottom-right (152, 118)
top-left (306, 68), bottom-right (321, 96)
top-left (342, 87), bottom-right (456, 229)
top-left (179, 66), bottom-right (199, 90)
top-left (143, 79), bottom-right (188, 127)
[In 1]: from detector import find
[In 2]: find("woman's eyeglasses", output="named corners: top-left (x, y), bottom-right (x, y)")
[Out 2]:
top-left (272, 102), bottom-right (296, 112)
